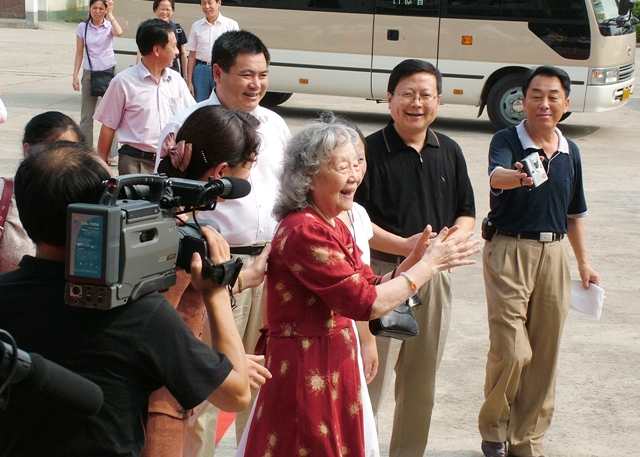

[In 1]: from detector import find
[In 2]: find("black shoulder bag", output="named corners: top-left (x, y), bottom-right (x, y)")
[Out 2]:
top-left (84, 20), bottom-right (115, 97)
top-left (369, 270), bottom-right (420, 340)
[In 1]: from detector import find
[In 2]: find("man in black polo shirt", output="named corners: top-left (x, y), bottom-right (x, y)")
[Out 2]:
top-left (355, 59), bottom-right (476, 457)
top-left (478, 66), bottom-right (599, 457)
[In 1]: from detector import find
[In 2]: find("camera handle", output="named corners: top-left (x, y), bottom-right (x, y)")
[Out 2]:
top-left (99, 174), bottom-right (167, 206)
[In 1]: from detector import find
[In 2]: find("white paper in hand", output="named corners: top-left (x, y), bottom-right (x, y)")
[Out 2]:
top-left (570, 280), bottom-right (604, 319)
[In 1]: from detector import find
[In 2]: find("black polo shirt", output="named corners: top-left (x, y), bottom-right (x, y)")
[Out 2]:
top-left (355, 120), bottom-right (476, 238)
top-left (487, 123), bottom-right (587, 234)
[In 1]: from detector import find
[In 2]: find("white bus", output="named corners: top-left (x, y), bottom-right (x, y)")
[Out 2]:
top-left (114, 0), bottom-right (636, 129)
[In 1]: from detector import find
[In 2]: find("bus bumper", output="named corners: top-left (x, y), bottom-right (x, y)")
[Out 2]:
top-left (583, 79), bottom-right (634, 112)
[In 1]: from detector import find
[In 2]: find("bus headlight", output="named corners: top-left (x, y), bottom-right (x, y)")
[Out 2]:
top-left (589, 68), bottom-right (619, 85)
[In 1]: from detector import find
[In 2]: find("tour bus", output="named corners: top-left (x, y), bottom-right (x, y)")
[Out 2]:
top-left (113, 0), bottom-right (636, 129)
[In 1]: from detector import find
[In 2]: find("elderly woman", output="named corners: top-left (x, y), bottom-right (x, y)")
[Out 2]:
top-left (237, 117), bottom-right (480, 456)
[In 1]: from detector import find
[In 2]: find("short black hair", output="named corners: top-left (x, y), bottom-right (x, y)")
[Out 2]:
top-left (522, 65), bottom-right (571, 98)
top-left (136, 18), bottom-right (173, 56)
top-left (22, 111), bottom-right (86, 147)
top-left (387, 59), bottom-right (442, 95)
top-left (211, 30), bottom-right (270, 73)
top-left (14, 142), bottom-right (110, 247)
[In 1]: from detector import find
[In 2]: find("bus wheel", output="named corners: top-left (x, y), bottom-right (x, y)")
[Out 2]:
top-left (260, 92), bottom-right (293, 107)
top-left (487, 73), bottom-right (526, 130)
top-left (559, 112), bottom-right (572, 123)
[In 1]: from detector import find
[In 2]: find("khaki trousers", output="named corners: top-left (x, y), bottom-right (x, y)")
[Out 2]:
top-left (367, 258), bottom-right (452, 457)
top-left (185, 252), bottom-right (266, 457)
top-left (479, 235), bottom-right (570, 457)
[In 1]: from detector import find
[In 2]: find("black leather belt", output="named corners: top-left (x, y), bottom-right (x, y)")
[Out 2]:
top-left (230, 245), bottom-right (266, 256)
top-left (196, 59), bottom-right (211, 66)
top-left (119, 144), bottom-right (156, 162)
top-left (496, 229), bottom-right (564, 242)
top-left (370, 249), bottom-right (405, 265)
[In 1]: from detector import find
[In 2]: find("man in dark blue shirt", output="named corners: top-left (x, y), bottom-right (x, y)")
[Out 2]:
top-left (478, 66), bottom-right (599, 457)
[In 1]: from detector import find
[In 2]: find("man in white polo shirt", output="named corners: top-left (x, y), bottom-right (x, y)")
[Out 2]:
top-left (185, 0), bottom-right (239, 102)
top-left (156, 30), bottom-right (290, 457)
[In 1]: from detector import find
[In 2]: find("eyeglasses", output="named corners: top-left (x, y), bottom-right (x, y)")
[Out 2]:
top-left (157, 7), bottom-right (173, 12)
top-left (394, 92), bottom-right (439, 105)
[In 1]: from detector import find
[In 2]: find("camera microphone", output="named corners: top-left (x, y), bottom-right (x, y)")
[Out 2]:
top-left (1, 341), bottom-right (104, 417)
top-left (207, 177), bottom-right (252, 200)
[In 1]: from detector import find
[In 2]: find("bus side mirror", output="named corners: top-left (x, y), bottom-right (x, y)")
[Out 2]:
top-left (618, 0), bottom-right (630, 16)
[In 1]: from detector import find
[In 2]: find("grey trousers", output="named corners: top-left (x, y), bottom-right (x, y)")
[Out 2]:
top-left (80, 69), bottom-right (117, 157)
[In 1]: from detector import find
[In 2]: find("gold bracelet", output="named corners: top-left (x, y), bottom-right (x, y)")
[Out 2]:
top-left (400, 272), bottom-right (418, 292)
top-left (237, 272), bottom-right (243, 294)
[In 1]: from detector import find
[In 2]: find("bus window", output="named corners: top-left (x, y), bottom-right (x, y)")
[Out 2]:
top-left (445, 0), bottom-right (587, 21)
top-left (528, 23), bottom-right (591, 60)
top-left (375, 0), bottom-right (439, 16)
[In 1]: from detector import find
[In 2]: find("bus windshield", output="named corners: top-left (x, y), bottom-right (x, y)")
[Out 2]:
top-left (592, 0), bottom-right (621, 20)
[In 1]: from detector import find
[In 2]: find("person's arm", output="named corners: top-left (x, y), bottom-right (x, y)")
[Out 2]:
top-left (452, 215), bottom-right (475, 236)
top-left (369, 226), bottom-right (480, 319)
top-left (355, 321), bottom-right (378, 384)
top-left (186, 52), bottom-right (196, 96)
top-left (105, 0), bottom-right (123, 36)
top-left (97, 124), bottom-right (116, 163)
top-left (179, 44), bottom-right (188, 78)
top-left (230, 243), bottom-right (270, 295)
top-left (490, 162), bottom-right (535, 190)
top-left (567, 217), bottom-right (600, 289)
top-left (191, 226), bottom-right (250, 411)
top-left (73, 35), bottom-right (84, 92)
top-left (369, 223), bottom-right (422, 257)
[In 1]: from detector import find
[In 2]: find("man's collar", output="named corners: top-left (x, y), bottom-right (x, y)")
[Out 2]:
top-left (137, 60), bottom-right (174, 83)
top-left (516, 120), bottom-right (569, 154)
top-left (382, 120), bottom-right (439, 153)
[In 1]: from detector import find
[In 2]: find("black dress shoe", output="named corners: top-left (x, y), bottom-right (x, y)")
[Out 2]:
top-left (482, 440), bottom-right (508, 457)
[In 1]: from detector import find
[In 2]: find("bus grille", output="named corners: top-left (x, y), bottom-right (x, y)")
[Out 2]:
top-left (619, 62), bottom-right (635, 82)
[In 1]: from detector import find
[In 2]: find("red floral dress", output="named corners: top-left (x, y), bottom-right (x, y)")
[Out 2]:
top-left (242, 208), bottom-right (378, 457)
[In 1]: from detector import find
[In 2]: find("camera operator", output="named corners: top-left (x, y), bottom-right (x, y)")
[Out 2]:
top-left (0, 141), bottom-right (250, 457)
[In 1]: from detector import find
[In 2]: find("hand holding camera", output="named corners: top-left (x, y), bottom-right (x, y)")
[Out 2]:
top-left (190, 226), bottom-right (232, 295)
top-left (518, 152), bottom-right (548, 188)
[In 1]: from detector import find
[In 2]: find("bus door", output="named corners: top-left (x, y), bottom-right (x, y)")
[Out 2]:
top-left (371, 0), bottom-right (440, 100)
top-left (239, 0), bottom-right (376, 99)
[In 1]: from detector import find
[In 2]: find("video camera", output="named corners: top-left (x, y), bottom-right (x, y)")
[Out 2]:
top-left (65, 174), bottom-right (250, 310)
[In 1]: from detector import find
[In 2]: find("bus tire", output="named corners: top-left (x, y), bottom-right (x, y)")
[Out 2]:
top-left (487, 73), bottom-right (526, 131)
top-left (259, 92), bottom-right (293, 107)
top-left (560, 112), bottom-right (572, 123)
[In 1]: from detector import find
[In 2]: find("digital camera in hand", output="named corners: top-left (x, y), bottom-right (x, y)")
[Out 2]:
top-left (522, 151), bottom-right (548, 187)
top-left (65, 174), bottom-right (249, 310)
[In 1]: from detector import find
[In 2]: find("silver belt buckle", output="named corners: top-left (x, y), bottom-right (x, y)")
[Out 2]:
top-left (539, 232), bottom-right (553, 242)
